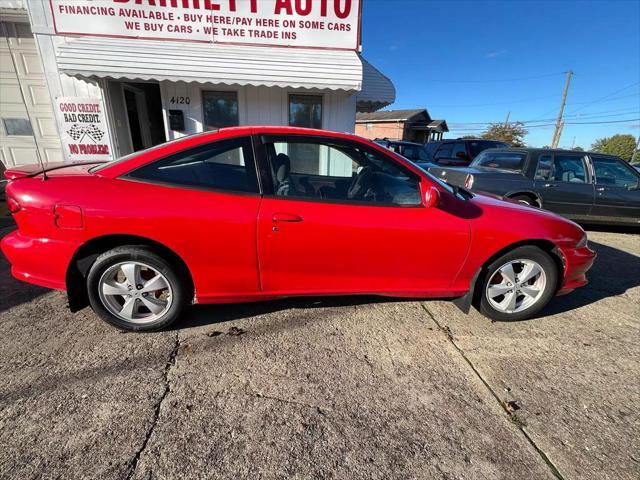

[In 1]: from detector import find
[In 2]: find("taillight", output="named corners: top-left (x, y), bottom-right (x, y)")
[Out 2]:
top-left (464, 174), bottom-right (474, 189)
top-left (7, 196), bottom-right (21, 214)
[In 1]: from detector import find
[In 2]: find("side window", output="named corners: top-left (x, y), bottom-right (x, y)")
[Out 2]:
top-left (536, 154), bottom-right (587, 183)
top-left (451, 142), bottom-right (467, 158)
top-left (534, 155), bottom-right (553, 180)
top-left (592, 156), bottom-right (639, 188)
top-left (434, 143), bottom-right (453, 160)
top-left (401, 145), bottom-right (418, 160)
top-left (128, 137), bottom-right (258, 193)
top-left (474, 151), bottom-right (527, 171)
top-left (264, 138), bottom-right (421, 206)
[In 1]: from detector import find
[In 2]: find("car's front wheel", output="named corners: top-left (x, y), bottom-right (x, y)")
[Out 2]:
top-left (479, 246), bottom-right (558, 321)
top-left (87, 246), bottom-right (188, 331)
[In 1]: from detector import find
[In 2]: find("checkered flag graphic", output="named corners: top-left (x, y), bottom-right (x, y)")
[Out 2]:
top-left (85, 124), bottom-right (105, 142)
top-left (67, 124), bottom-right (83, 141)
top-left (66, 124), bottom-right (105, 143)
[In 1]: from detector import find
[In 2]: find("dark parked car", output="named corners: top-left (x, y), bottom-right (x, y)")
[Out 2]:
top-left (428, 148), bottom-right (640, 226)
top-left (426, 138), bottom-right (509, 166)
top-left (374, 139), bottom-right (436, 169)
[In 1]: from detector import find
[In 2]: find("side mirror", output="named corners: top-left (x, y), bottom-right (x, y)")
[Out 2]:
top-left (455, 151), bottom-right (468, 159)
top-left (424, 185), bottom-right (441, 208)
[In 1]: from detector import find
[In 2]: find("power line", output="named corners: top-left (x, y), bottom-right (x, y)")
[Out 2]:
top-left (567, 81), bottom-right (640, 114)
top-left (448, 110), bottom-right (640, 127)
top-left (567, 92), bottom-right (639, 106)
top-left (448, 117), bottom-right (640, 131)
top-left (528, 92), bottom-right (639, 121)
top-left (562, 117), bottom-right (640, 125)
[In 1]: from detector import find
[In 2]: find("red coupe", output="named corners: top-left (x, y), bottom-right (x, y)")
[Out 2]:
top-left (2, 127), bottom-right (595, 331)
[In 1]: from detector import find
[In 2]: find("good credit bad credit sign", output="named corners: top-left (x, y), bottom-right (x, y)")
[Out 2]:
top-left (56, 97), bottom-right (112, 162)
top-left (51, 0), bottom-right (362, 50)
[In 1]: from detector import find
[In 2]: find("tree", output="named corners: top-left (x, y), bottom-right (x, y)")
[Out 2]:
top-left (591, 134), bottom-right (638, 162)
top-left (481, 122), bottom-right (527, 147)
top-left (572, 146), bottom-right (584, 151)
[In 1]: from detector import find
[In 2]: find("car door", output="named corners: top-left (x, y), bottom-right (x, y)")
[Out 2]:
top-left (255, 134), bottom-right (470, 296)
top-left (533, 152), bottom-right (594, 220)
top-left (123, 135), bottom-right (262, 301)
top-left (589, 155), bottom-right (640, 223)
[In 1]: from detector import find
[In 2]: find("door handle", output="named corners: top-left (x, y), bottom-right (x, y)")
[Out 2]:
top-left (543, 183), bottom-right (557, 188)
top-left (272, 212), bottom-right (304, 223)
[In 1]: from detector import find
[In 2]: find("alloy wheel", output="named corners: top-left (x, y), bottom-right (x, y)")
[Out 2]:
top-left (98, 261), bottom-right (173, 324)
top-left (485, 259), bottom-right (547, 314)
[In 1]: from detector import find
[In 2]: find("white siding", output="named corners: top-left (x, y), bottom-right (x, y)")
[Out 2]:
top-left (0, 19), bottom-right (62, 166)
top-left (161, 83), bottom-right (356, 142)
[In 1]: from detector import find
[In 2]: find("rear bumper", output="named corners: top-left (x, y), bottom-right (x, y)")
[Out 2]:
top-left (1, 231), bottom-right (74, 291)
top-left (557, 245), bottom-right (596, 295)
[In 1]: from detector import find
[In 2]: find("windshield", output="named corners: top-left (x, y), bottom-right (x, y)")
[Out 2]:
top-left (400, 144), bottom-right (434, 163)
top-left (472, 150), bottom-right (527, 171)
top-left (468, 140), bottom-right (508, 159)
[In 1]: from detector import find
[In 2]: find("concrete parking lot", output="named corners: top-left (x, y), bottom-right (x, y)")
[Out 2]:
top-left (0, 223), bottom-right (638, 480)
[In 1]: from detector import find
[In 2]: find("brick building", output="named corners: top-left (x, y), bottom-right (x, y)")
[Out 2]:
top-left (355, 109), bottom-right (448, 143)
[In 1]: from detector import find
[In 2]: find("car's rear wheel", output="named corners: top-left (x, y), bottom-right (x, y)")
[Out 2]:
top-left (87, 247), bottom-right (188, 331)
top-left (479, 246), bottom-right (557, 321)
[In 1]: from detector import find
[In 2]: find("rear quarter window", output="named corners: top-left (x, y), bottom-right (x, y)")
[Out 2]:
top-left (127, 136), bottom-right (258, 193)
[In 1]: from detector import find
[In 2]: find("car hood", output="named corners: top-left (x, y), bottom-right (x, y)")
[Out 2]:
top-left (464, 190), bottom-right (585, 245)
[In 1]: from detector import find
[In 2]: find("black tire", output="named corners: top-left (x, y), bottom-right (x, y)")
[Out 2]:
top-left (87, 246), bottom-right (189, 332)
top-left (478, 246), bottom-right (558, 322)
top-left (509, 194), bottom-right (536, 207)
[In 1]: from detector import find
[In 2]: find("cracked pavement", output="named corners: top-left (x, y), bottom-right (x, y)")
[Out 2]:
top-left (0, 226), bottom-right (638, 479)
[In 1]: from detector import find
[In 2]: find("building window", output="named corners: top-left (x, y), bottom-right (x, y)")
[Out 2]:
top-left (289, 95), bottom-right (322, 129)
top-left (202, 91), bottom-right (239, 130)
top-left (3, 118), bottom-right (34, 136)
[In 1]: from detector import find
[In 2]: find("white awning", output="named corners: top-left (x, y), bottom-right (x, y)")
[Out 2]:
top-left (56, 37), bottom-right (363, 91)
top-left (356, 58), bottom-right (396, 112)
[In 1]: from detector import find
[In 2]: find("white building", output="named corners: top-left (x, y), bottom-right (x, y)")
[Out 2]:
top-left (1, 0), bottom-right (395, 166)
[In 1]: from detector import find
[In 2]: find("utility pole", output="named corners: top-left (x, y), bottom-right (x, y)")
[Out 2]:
top-left (632, 135), bottom-right (640, 163)
top-left (571, 136), bottom-right (576, 149)
top-left (504, 111), bottom-right (510, 127)
top-left (551, 70), bottom-right (573, 148)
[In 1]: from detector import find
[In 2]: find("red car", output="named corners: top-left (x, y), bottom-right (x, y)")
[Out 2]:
top-left (1, 127), bottom-right (595, 331)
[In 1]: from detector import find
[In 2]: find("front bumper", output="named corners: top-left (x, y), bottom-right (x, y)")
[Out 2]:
top-left (1, 231), bottom-right (75, 291)
top-left (557, 245), bottom-right (597, 295)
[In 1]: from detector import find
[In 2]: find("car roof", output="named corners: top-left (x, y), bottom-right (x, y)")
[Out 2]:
top-left (478, 147), bottom-right (620, 158)
top-left (375, 139), bottom-right (423, 147)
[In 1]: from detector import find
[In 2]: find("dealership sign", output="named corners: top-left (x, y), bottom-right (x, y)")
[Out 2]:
top-left (50, 0), bottom-right (362, 50)
top-left (55, 97), bottom-right (112, 162)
